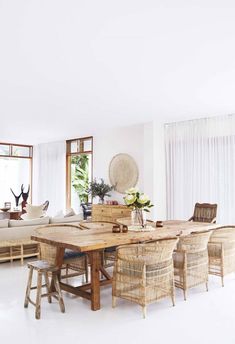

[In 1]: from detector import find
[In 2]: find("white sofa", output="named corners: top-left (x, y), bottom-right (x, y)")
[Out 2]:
top-left (0, 214), bottom-right (83, 241)
top-left (0, 214), bottom-right (83, 263)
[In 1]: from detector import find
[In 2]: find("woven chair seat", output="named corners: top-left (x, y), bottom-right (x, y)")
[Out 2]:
top-left (64, 249), bottom-right (85, 260)
top-left (104, 246), bottom-right (116, 252)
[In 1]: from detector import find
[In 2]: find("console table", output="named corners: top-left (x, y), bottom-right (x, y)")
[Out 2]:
top-left (92, 204), bottom-right (131, 223)
top-left (0, 211), bottom-right (22, 220)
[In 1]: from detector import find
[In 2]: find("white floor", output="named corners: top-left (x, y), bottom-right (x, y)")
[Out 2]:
top-left (1, 260), bottom-right (235, 344)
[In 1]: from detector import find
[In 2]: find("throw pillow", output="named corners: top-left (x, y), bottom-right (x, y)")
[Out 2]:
top-left (23, 204), bottom-right (45, 219)
top-left (64, 208), bottom-right (76, 218)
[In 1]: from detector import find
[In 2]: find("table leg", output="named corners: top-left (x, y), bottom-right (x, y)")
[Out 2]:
top-left (51, 247), bottom-right (65, 291)
top-left (89, 250), bottom-right (101, 311)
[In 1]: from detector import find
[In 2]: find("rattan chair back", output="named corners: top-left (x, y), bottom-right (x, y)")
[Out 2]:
top-left (177, 230), bottom-right (212, 253)
top-left (190, 203), bottom-right (217, 223)
top-left (34, 224), bottom-right (82, 265)
top-left (112, 237), bottom-right (179, 318)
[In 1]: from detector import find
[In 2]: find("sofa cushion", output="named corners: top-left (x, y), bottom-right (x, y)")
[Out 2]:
top-left (54, 210), bottom-right (64, 218)
top-left (9, 216), bottom-right (50, 227)
top-left (0, 219), bottom-right (9, 228)
top-left (49, 214), bottom-right (82, 224)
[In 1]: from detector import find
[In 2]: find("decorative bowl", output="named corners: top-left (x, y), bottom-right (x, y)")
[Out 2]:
top-left (0, 207), bottom-right (11, 212)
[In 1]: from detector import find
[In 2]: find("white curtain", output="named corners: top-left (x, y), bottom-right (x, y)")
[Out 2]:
top-left (165, 115), bottom-right (235, 224)
top-left (33, 141), bottom-right (66, 216)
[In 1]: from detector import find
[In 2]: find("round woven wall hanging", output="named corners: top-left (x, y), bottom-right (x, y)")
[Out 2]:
top-left (109, 153), bottom-right (139, 194)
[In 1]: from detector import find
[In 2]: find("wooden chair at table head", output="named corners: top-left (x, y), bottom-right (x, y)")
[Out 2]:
top-left (188, 203), bottom-right (218, 223)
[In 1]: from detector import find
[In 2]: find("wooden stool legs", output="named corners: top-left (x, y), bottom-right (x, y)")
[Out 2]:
top-left (35, 272), bottom-right (42, 319)
top-left (44, 272), bottom-right (52, 303)
top-left (24, 262), bottom-right (65, 319)
top-left (24, 266), bottom-right (33, 308)
top-left (53, 274), bottom-right (65, 313)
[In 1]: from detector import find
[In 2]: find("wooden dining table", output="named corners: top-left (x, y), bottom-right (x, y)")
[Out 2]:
top-left (31, 220), bottom-right (221, 311)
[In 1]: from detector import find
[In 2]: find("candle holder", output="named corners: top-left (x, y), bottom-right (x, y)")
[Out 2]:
top-left (112, 225), bottom-right (121, 233)
top-left (122, 225), bottom-right (128, 233)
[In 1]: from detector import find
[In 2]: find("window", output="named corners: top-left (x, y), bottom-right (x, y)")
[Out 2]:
top-left (66, 137), bottom-right (93, 212)
top-left (0, 143), bottom-right (33, 208)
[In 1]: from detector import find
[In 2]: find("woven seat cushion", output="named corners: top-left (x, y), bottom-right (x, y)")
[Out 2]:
top-left (104, 246), bottom-right (116, 252)
top-left (64, 249), bottom-right (85, 259)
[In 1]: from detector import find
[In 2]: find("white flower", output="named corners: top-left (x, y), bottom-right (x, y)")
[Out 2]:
top-left (138, 194), bottom-right (149, 205)
top-left (126, 187), bottom-right (139, 194)
top-left (124, 194), bottom-right (136, 205)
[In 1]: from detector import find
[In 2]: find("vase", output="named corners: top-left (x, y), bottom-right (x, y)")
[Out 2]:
top-left (131, 209), bottom-right (146, 228)
top-left (98, 197), bottom-right (104, 204)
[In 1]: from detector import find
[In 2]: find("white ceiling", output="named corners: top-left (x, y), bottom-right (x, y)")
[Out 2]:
top-left (1, 0), bottom-right (235, 144)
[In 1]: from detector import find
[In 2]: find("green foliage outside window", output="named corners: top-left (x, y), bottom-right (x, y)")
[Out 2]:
top-left (71, 154), bottom-right (90, 203)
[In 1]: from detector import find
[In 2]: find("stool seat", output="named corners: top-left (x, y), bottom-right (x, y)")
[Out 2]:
top-left (24, 260), bottom-right (65, 319)
top-left (27, 260), bottom-right (59, 272)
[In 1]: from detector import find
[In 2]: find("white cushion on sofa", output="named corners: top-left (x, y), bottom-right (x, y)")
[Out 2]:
top-left (9, 216), bottom-right (50, 227)
top-left (64, 208), bottom-right (76, 217)
top-left (0, 219), bottom-right (9, 228)
top-left (23, 204), bottom-right (45, 219)
top-left (49, 214), bottom-right (82, 224)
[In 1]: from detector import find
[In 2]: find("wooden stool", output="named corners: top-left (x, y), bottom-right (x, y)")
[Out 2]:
top-left (24, 260), bottom-right (65, 319)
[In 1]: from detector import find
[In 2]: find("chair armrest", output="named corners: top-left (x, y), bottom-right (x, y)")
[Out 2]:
top-left (211, 217), bottom-right (216, 224)
top-left (188, 216), bottom-right (193, 222)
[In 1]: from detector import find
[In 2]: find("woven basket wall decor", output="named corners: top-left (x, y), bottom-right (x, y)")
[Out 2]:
top-left (109, 153), bottom-right (139, 194)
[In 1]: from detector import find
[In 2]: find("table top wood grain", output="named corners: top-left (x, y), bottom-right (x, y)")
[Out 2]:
top-left (31, 220), bottom-right (222, 253)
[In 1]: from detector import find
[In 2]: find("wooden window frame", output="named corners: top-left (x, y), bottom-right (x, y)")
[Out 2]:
top-left (66, 136), bottom-right (93, 209)
top-left (0, 142), bottom-right (33, 202)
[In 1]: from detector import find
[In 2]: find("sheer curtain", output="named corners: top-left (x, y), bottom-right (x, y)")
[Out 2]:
top-left (33, 141), bottom-right (66, 216)
top-left (165, 115), bottom-right (235, 224)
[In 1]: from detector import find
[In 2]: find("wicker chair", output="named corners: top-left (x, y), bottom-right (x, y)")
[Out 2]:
top-left (189, 203), bottom-right (217, 223)
top-left (173, 231), bottom-right (212, 300)
top-left (112, 238), bottom-right (179, 318)
top-left (35, 224), bottom-right (88, 281)
top-left (208, 226), bottom-right (235, 287)
top-left (80, 221), bottom-right (118, 267)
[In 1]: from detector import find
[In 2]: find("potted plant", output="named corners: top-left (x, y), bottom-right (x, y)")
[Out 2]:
top-left (88, 179), bottom-right (113, 204)
top-left (124, 187), bottom-right (154, 228)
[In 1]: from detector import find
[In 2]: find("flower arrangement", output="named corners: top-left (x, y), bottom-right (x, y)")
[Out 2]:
top-left (88, 178), bottom-right (113, 204)
top-left (124, 187), bottom-right (154, 227)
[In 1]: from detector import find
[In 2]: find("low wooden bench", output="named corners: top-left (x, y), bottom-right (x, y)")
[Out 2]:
top-left (0, 239), bottom-right (40, 264)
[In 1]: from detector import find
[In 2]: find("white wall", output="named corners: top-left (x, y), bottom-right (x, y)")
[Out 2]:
top-left (93, 124), bottom-right (144, 204)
